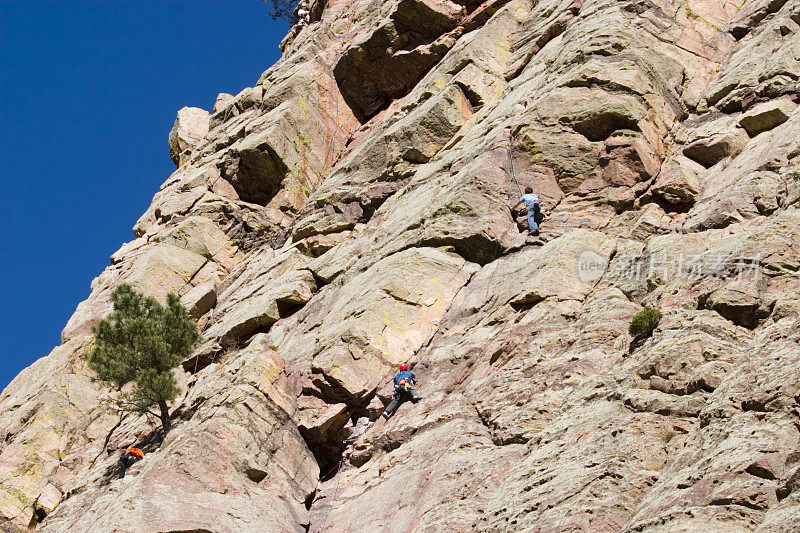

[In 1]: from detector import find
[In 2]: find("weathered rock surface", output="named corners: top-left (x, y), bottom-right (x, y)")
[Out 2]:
top-left (3, 0), bottom-right (800, 531)
top-left (739, 96), bottom-right (798, 136)
top-left (168, 106), bottom-right (210, 167)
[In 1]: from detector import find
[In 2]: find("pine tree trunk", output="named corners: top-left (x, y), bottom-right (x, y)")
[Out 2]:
top-left (158, 399), bottom-right (171, 435)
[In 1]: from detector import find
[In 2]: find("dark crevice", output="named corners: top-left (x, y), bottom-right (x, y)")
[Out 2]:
top-left (182, 352), bottom-right (217, 375)
top-left (510, 298), bottom-right (541, 313)
top-left (229, 324), bottom-right (274, 349)
top-left (741, 399), bottom-right (771, 412)
top-left (455, 80), bottom-right (483, 108)
top-left (174, 258), bottom-right (212, 299)
top-left (296, 389), bottom-right (360, 480)
top-left (310, 428), bottom-right (347, 482)
top-left (646, 194), bottom-right (695, 215)
top-left (777, 467), bottom-right (800, 500)
top-left (416, 233), bottom-right (506, 266)
top-left (305, 490), bottom-right (317, 510)
top-left (698, 292), bottom-right (771, 330)
top-left (453, 0), bottom-right (488, 14)
top-left (33, 506), bottom-right (47, 524)
top-left (691, 378), bottom-right (717, 394)
top-left (746, 464), bottom-right (776, 480)
top-left (569, 112), bottom-right (641, 142)
top-left (277, 298), bottom-right (307, 319)
top-left (308, 268), bottom-right (333, 291)
top-left (245, 467), bottom-right (268, 483)
top-left (17, 406), bottom-right (37, 426)
top-left (708, 497), bottom-right (763, 511)
top-left (332, 0), bottom-right (465, 122)
top-left (219, 144), bottom-right (289, 206)
top-left (628, 333), bottom-right (651, 354)
top-left (488, 346), bottom-right (506, 366)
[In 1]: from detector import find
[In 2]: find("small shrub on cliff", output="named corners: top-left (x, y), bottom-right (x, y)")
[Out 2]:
top-left (629, 306), bottom-right (662, 339)
top-left (261, 0), bottom-right (298, 22)
top-left (84, 284), bottom-right (200, 435)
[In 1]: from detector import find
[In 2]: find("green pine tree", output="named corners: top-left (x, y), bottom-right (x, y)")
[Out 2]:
top-left (85, 284), bottom-right (201, 435)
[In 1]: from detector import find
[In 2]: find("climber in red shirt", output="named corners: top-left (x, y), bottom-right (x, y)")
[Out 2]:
top-left (119, 448), bottom-right (144, 479)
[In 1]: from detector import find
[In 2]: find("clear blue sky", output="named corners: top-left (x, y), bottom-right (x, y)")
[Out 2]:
top-left (0, 1), bottom-right (289, 390)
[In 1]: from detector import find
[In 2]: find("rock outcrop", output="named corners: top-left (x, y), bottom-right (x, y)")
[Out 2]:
top-left (2, 0), bottom-right (800, 531)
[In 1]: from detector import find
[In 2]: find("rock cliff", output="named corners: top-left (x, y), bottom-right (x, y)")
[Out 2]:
top-left (2, 0), bottom-right (800, 531)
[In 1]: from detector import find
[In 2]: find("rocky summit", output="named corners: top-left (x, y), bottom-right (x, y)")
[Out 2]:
top-left (2, 0), bottom-right (800, 531)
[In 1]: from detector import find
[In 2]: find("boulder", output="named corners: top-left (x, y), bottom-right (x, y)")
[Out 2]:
top-left (651, 155), bottom-right (705, 208)
top-left (213, 92), bottom-right (234, 113)
top-left (180, 281), bottom-right (217, 318)
top-left (168, 106), bottom-right (210, 167)
top-left (35, 484), bottom-right (63, 515)
top-left (738, 96), bottom-right (797, 136)
top-left (598, 133), bottom-right (659, 186)
top-left (626, 203), bottom-right (674, 241)
top-left (683, 123), bottom-right (749, 168)
top-left (701, 285), bottom-right (771, 329)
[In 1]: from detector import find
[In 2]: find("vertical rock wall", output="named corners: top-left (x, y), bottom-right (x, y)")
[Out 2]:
top-left (2, 0), bottom-right (800, 531)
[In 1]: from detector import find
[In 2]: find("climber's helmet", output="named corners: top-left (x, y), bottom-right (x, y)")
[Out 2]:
top-left (398, 363), bottom-right (408, 371)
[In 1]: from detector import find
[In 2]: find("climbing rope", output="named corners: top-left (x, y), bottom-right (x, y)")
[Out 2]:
top-left (507, 128), bottom-right (523, 198)
top-left (317, 457), bottom-right (346, 530)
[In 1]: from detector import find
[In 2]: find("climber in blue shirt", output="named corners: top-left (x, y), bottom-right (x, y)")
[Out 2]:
top-left (513, 186), bottom-right (542, 236)
top-left (382, 363), bottom-right (422, 419)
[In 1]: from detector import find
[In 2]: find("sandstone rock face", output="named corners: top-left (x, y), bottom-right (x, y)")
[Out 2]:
top-left (168, 106), bottom-right (210, 167)
top-left (739, 96), bottom-right (799, 136)
top-left (3, 0), bottom-right (800, 531)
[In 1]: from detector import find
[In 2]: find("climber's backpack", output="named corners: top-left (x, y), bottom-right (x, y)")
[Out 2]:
top-left (533, 202), bottom-right (544, 224)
